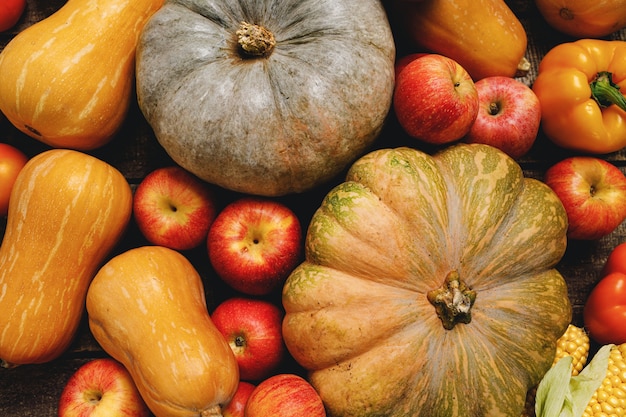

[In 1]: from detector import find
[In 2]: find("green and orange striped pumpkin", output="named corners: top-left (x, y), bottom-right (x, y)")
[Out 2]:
top-left (0, 149), bottom-right (132, 366)
top-left (282, 143), bottom-right (572, 416)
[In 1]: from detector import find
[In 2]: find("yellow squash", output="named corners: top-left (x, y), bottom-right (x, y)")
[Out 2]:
top-left (0, 149), bottom-right (132, 366)
top-left (86, 246), bottom-right (239, 417)
top-left (0, 0), bottom-right (164, 150)
top-left (388, 0), bottom-right (529, 80)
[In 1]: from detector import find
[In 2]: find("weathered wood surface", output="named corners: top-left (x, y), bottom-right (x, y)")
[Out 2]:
top-left (1, 0), bottom-right (626, 415)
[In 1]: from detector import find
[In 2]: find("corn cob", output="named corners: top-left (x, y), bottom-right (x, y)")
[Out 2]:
top-left (554, 324), bottom-right (591, 376)
top-left (582, 343), bottom-right (626, 417)
top-left (521, 324), bottom-right (590, 417)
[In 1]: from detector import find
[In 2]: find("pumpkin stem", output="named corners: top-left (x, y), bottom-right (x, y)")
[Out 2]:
top-left (427, 271), bottom-right (476, 330)
top-left (236, 21), bottom-right (276, 57)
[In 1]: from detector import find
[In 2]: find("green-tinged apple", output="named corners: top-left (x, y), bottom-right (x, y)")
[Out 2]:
top-left (244, 374), bottom-right (326, 417)
top-left (133, 166), bottom-right (217, 251)
top-left (463, 76), bottom-right (541, 159)
top-left (58, 358), bottom-right (149, 417)
top-left (212, 297), bottom-right (286, 382)
top-left (0, 142), bottom-right (28, 216)
top-left (222, 381), bottom-right (256, 417)
top-left (393, 53), bottom-right (479, 145)
top-left (544, 157), bottom-right (626, 240)
top-left (207, 197), bottom-right (302, 295)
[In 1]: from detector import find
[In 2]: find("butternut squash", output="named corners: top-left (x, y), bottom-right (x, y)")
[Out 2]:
top-left (0, 149), bottom-right (132, 366)
top-left (86, 246), bottom-right (239, 417)
top-left (0, 0), bottom-right (164, 150)
top-left (535, 0), bottom-right (626, 38)
top-left (387, 0), bottom-right (529, 80)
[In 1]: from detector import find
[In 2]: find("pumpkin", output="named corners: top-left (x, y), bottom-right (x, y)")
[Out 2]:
top-left (534, 0), bottom-right (626, 38)
top-left (135, 0), bottom-right (396, 196)
top-left (0, 149), bottom-right (132, 366)
top-left (387, 0), bottom-right (529, 80)
top-left (86, 245), bottom-right (239, 417)
top-left (282, 144), bottom-right (572, 416)
top-left (0, 0), bottom-right (164, 150)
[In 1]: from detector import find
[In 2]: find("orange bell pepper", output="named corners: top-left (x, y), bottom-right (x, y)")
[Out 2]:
top-left (532, 39), bottom-right (626, 154)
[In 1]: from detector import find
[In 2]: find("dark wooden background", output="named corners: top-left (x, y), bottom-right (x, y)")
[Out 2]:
top-left (1, 0), bottom-right (626, 415)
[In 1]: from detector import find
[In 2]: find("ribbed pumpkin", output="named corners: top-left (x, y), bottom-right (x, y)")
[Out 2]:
top-left (135, 0), bottom-right (395, 196)
top-left (282, 144), bottom-right (572, 417)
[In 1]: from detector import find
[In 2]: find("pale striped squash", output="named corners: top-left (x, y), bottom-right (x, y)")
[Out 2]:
top-left (282, 143), bottom-right (572, 417)
top-left (0, 0), bottom-right (164, 150)
top-left (0, 149), bottom-right (132, 366)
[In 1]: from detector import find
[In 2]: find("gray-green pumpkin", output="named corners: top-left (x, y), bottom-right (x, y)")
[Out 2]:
top-left (135, 0), bottom-right (396, 196)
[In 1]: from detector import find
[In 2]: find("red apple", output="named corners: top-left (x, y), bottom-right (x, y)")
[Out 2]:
top-left (463, 76), bottom-right (541, 159)
top-left (207, 197), bottom-right (302, 295)
top-left (394, 53), bottom-right (427, 79)
top-left (244, 374), bottom-right (326, 417)
top-left (222, 381), bottom-right (256, 417)
top-left (58, 358), bottom-right (149, 417)
top-left (544, 156), bottom-right (626, 240)
top-left (133, 165), bottom-right (217, 251)
top-left (0, 142), bottom-right (28, 216)
top-left (393, 53), bottom-right (479, 145)
top-left (212, 297), bottom-right (286, 381)
top-left (0, 0), bottom-right (26, 32)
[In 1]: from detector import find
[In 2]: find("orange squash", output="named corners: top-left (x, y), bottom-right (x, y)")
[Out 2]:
top-left (535, 0), bottom-right (626, 38)
top-left (0, 0), bottom-right (163, 150)
top-left (0, 149), bottom-right (132, 366)
top-left (387, 0), bottom-right (529, 80)
top-left (86, 246), bottom-right (239, 417)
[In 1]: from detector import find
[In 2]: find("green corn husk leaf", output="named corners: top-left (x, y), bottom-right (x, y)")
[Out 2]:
top-left (535, 344), bottom-right (613, 417)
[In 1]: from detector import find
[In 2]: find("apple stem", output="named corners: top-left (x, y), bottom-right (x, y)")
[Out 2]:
top-left (488, 102), bottom-right (500, 115)
top-left (235, 335), bottom-right (246, 347)
top-left (590, 71), bottom-right (626, 112)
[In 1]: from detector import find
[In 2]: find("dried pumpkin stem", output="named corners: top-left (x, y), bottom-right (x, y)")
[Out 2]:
top-left (236, 21), bottom-right (276, 57)
top-left (427, 271), bottom-right (476, 330)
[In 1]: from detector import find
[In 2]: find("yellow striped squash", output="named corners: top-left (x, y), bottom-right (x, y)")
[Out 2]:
top-left (0, 149), bottom-right (132, 366)
top-left (86, 246), bottom-right (239, 417)
top-left (282, 143), bottom-right (572, 417)
top-left (0, 0), bottom-right (163, 150)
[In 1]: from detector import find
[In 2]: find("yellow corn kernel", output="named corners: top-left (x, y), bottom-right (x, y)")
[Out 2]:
top-left (553, 324), bottom-right (591, 376)
top-left (582, 343), bottom-right (626, 417)
top-left (521, 324), bottom-right (590, 417)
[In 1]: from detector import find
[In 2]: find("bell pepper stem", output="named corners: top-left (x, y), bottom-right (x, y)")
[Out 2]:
top-left (590, 71), bottom-right (626, 112)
